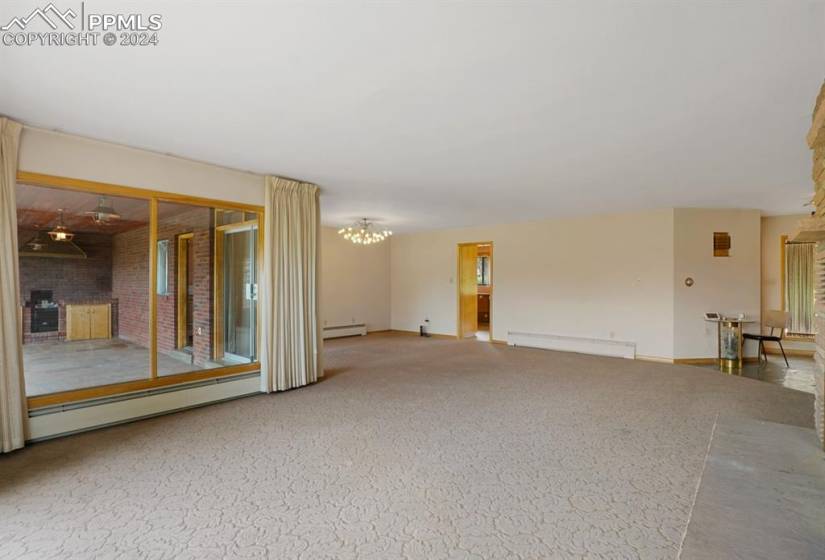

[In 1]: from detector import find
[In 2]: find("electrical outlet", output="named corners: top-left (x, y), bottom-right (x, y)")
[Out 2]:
top-left (197, 327), bottom-right (202, 336)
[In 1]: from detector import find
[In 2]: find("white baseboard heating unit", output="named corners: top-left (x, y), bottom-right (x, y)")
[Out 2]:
top-left (323, 323), bottom-right (367, 339)
top-left (507, 331), bottom-right (636, 359)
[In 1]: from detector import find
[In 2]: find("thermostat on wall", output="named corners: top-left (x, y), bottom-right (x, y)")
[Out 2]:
top-left (704, 312), bottom-right (720, 320)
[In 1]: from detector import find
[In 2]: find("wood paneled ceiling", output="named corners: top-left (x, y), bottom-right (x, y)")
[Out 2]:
top-left (15, 183), bottom-right (205, 235)
top-left (16, 183), bottom-right (149, 234)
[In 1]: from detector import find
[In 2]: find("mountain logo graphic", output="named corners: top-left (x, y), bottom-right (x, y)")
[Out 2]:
top-left (1, 3), bottom-right (77, 31)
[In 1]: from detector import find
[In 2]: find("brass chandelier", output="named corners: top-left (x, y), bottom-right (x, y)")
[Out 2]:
top-left (338, 218), bottom-right (392, 245)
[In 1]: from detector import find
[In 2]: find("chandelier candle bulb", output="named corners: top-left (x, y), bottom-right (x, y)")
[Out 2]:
top-left (338, 218), bottom-right (393, 245)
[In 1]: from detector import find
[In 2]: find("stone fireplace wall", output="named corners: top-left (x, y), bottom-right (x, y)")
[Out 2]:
top-left (809, 80), bottom-right (825, 449)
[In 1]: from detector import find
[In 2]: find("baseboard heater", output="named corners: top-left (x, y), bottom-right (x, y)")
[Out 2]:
top-left (323, 323), bottom-right (367, 339)
top-left (507, 331), bottom-right (636, 359)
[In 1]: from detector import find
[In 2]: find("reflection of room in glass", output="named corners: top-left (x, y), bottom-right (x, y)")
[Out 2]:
top-left (154, 203), bottom-right (258, 375)
top-left (17, 183), bottom-right (151, 396)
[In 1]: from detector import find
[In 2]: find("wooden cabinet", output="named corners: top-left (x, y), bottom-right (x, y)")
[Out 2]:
top-left (477, 294), bottom-right (490, 323)
top-left (66, 304), bottom-right (111, 341)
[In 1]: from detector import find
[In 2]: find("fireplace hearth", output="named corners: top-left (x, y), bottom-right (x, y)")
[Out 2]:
top-left (30, 290), bottom-right (58, 334)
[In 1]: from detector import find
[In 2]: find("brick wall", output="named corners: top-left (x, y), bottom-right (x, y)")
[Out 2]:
top-left (112, 225), bottom-right (151, 346)
top-left (18, 230), bottom-right (113, 304)
top-left (112, 206), bottom-right (214, 367)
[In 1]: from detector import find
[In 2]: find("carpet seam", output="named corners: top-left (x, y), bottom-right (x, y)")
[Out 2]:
top-left (676, 411), bottom-right (719, 560)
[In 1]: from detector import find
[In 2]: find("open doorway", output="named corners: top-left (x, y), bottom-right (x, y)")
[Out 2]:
top-left (457, 242), bottom-right (493, 341)
top-left (176, 233), bottom-right (194, 352)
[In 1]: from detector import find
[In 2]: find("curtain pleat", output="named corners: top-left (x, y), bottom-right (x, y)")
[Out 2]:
top-left (785, 242), bottom-right (815, 334)
top-left (260, 176), bottom-right (322, 392)
top-left (0, 118), bottom-right (27, 453)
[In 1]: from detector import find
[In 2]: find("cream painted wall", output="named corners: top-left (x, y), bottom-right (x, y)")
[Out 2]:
top-left (761, 214), bottom-right (815, 352)
top-left (18, 127), bottom-right (265, 205)
top-left (320, 227), bottom-right (390, 332)
top-left (673, 209), bottom-right (762, 359)
top-left (391, 210), bottom-right (676, 359)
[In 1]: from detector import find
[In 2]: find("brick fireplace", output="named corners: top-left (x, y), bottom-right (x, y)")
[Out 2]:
top-left (18, 231), bottom-right (118, 344)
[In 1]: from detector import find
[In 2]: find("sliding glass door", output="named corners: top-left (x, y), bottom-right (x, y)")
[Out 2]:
top-left (217, 223), bottom-right (258, 364)
top-left (16, 172), bottom-right (263, 408)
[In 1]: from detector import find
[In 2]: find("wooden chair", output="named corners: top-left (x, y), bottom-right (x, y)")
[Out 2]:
top-left (743, 310), bottom-right (790, 366)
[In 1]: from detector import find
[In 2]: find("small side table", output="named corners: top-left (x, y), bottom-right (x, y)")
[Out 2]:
top-left (706, 317), bottom-right (756, 372)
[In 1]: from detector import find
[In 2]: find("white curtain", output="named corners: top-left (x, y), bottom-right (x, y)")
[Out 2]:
top-left (0, 118), bottom-right (27, 453)
top-left (785, 242), bottom-right (815, 334)
top-left (260, 176), bottom-right (322, 392)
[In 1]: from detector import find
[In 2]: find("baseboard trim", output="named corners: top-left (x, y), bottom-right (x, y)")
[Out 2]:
top-left (764, 347), bottom-right (815, 358)
top-left (673, 357), bottom-right (761, 366)
top-left (507, 331), bottom-right (636, 359)
top-left (673, 358), bottom-right (717, 365)
top-left (636, 355), bottom-right (674, 364)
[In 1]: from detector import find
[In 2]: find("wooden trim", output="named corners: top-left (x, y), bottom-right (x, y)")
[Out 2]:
top-left (213, 219), bottom-right (262, 361)
top-left (213, 214), bottom-right (225, 359)
top-left (18, 172), bottom-right (265, 408)
top-left (27, 364), bottom-right (260, 409)
top-left (780, 234), bottom-right (787, 313)
top-left (673, 357), bottom-right (761, 366)
top-left (149, 198), bottom-right (158, 379)
top-left (16, 171), bottom-right (264, 213)
top-left (673, 358), bottom-right (719, 365)
top-left (216, 219), bottom-right (258, 232)
top-left (256, 211), bottom-right (264, 361)
top-left (764, 346), bottom-right (815, 358)
top-left (785, 334), bottom-right (815, 342)
top-left (636, 355), bottom-right (675, 364)
top-left (176, 233), bottom-right (193, 349)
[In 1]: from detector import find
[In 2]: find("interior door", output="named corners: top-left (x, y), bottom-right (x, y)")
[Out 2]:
top-left (458, 244), bottom-right (478, 338)
top-left (176, 233), bottom-right (193, 349)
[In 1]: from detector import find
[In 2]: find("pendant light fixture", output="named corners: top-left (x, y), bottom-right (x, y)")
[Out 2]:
top-left (48, 209), bottom-right (75, 242)
top-left (85, 196), bottom-right (121, 224)
top-left (25, 230), bottom-right (48, 252)
top-left (338, 218), bottom-right (392, 245)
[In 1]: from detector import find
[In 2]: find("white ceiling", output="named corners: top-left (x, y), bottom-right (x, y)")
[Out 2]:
top-left (2, 1), bottom-right (824, 232)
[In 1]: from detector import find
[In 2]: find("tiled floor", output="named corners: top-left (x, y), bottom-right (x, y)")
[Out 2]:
top-left (680, 416), bottom-right (825, 559)
top-left (699, 355), bottom-right (818, 394)
top-left (22, 338), bottom-right (197, 396)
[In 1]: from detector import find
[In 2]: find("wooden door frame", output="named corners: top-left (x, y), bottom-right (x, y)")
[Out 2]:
top-left (18, 171), bottom-right (264, 409)
top-left (213, 220), bottom-right (259, 361)
top-left (456, 241), bottom-right (494, 340)
top-left (176, 233), bottom-right (194, 349)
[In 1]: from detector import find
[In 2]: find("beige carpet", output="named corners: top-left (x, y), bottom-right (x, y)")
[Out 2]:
top-left (0, 333), bottom-right (815, 559)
